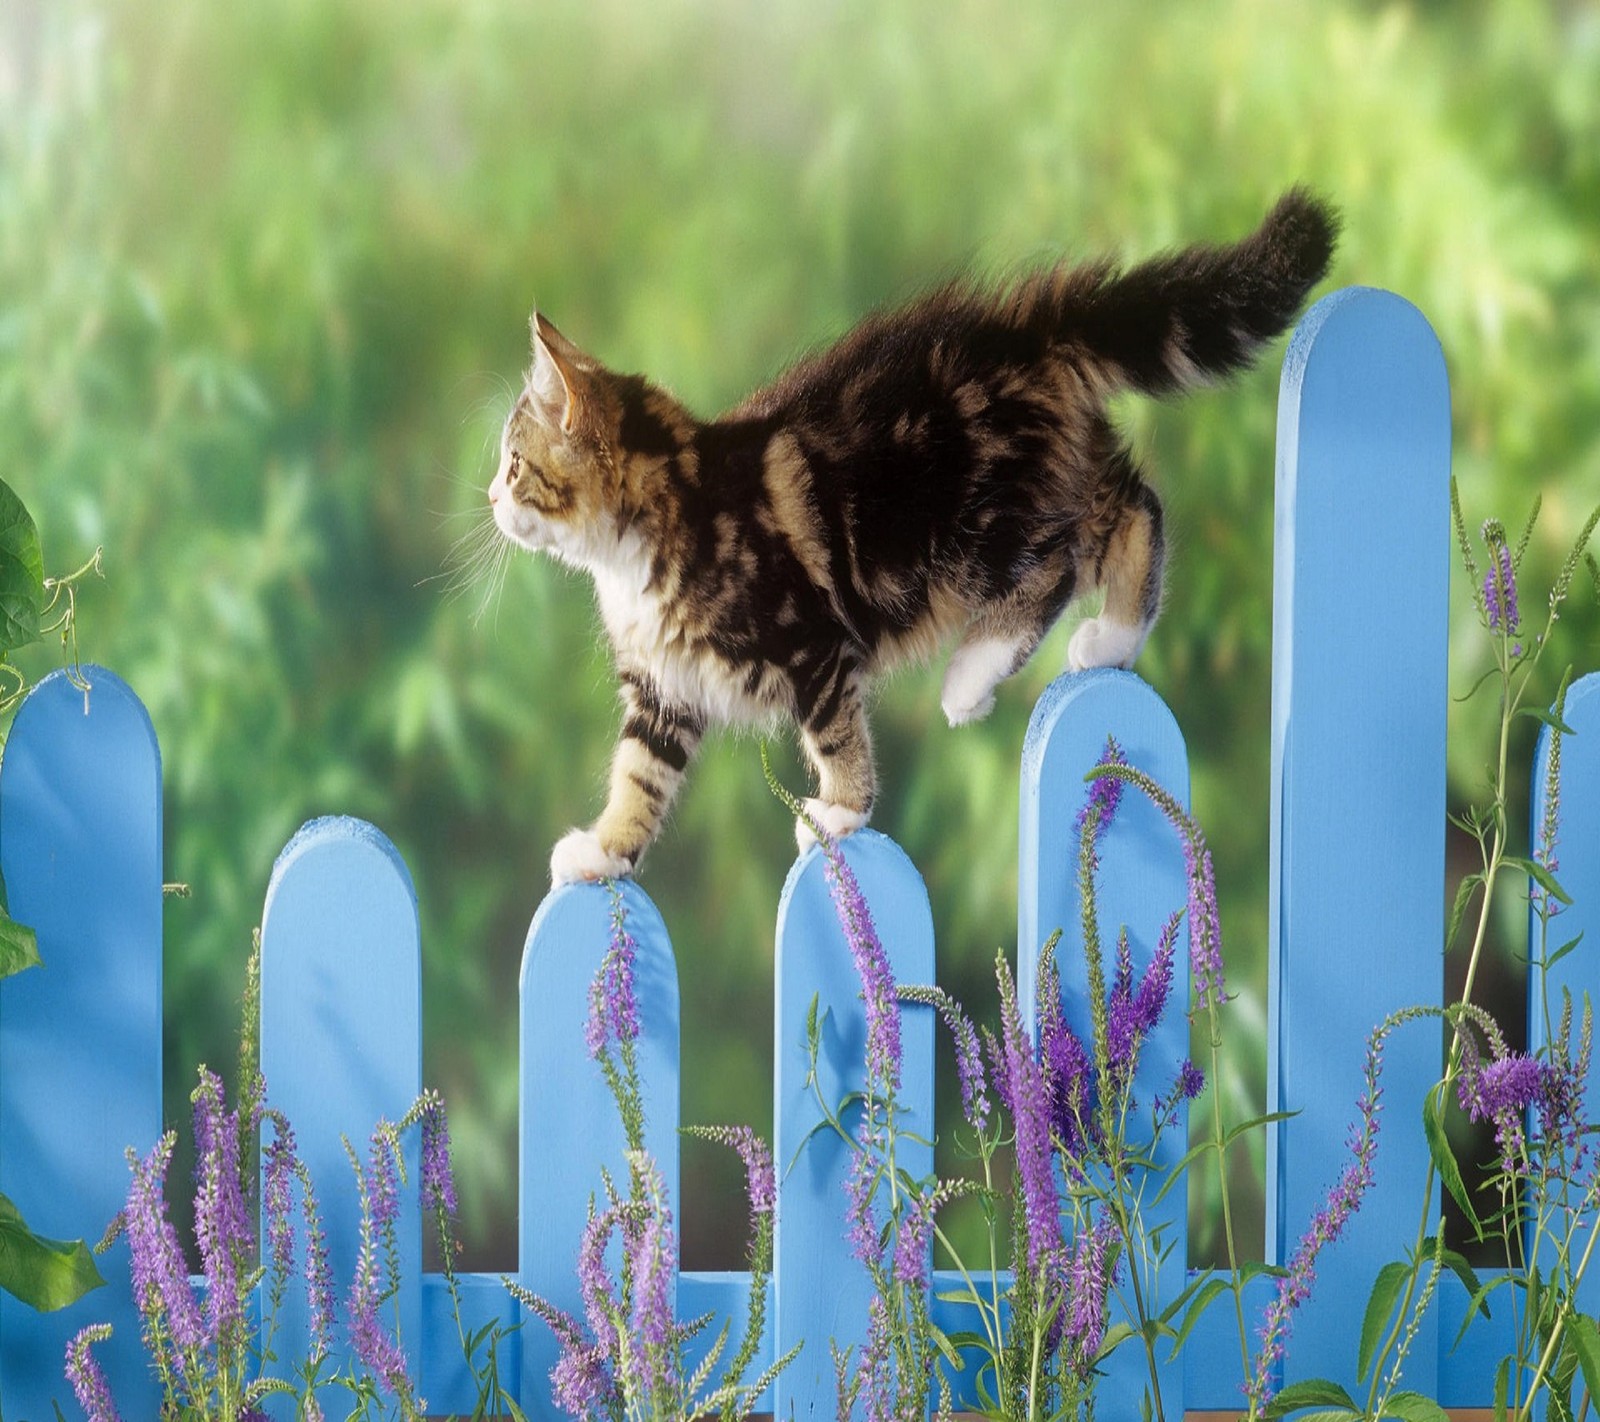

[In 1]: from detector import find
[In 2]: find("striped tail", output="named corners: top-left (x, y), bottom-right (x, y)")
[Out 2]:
top-left (1041, 188), bottom-right (1341, 397)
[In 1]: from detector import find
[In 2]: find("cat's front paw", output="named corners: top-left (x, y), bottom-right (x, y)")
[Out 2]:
top-left (794, 798), bottom-right (869, 854)
top-left (1067, 617), bottom-right (1146, 672)
top-left (550, 828), bottom-right (634, 886)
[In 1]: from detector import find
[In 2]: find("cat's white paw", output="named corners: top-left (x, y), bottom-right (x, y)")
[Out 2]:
top-left (794, 798), bottom-right (869, 853)
top-left (550, 828), bottom-right (634, 886)
top-left (1066, 617), bottom-right (1146, 672)
top-left (941, 635), bottom-right (1021, 726)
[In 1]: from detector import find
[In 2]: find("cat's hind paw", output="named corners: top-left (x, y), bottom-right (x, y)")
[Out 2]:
top-left (795, 798), bottom-right (869, 854)
top-left (1066, 617), bottom-right (1146, 672)
top-left (550, 828), bottom-right (635, 886)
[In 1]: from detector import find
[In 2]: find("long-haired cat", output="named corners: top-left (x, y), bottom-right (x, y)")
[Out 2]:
top-left (489, 189), bottom-right (1337, 884)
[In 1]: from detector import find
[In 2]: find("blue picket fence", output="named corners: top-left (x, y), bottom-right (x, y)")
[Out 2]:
top-left (0, 285), bottom-right (1595, 1420)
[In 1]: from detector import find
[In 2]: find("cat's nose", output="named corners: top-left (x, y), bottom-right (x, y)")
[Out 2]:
top-left (488, 481), bottom-right (501, 505)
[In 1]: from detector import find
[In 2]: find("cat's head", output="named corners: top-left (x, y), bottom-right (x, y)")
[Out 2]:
top-left (489, 314), bottom-right (634, 564)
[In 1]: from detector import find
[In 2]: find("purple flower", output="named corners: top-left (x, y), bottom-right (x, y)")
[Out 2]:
top-left (628, 1188), bottom-right (679, 1404)
top-left (1249, 1015), bottom-right (1392, 1409)
top-left (995, 955), bottom-right (1062, 1277)
top-left (124, 1133), bottom-right (204, 1358)
top-left (1060, 1219), bottom-right (1118, 1375)
top-left (65, 1325), bottom-right (122, 1422)
top-left (1037, 970), bottom-right (1095, 1162)
top-left (576, 1205), bottom-right (624, 1356)
top-left (844, 1139), bottom-right (882, 1269)
top-left (891, 1190), bottom-right (933, 1291)
top-left (1155, 1058), bottom-right (1206, 1132)
top-left (824, 844), bottom-right (902, 1097)
top-left (1483, 528), bottom-right (1520, 634)
top-left (696, 1124), bottom-right (775, 1222)
top-left (521, 1289), bottom-right (619, 1419)
top-left (262, 1116), bottom-right (298, 1286)
top-left (347, 1128), bottom-right (413, 1398)
top-left (191, 1069), bottom-right (252, 1345)
top-left (417, 1091), bottom-right (459, 1219)
top-left (900, 985), bottom-right (991, 1135)
top-left (1076, 737), bottom-right (1127, 848)
top-left (587, 894), bottom-right (641, 1059)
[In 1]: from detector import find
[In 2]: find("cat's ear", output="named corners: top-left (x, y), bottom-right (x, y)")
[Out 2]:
top-left (528, 311), bottom-right (583, 431)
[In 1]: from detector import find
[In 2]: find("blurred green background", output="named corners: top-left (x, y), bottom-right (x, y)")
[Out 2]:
top-left (2, 0), bottom-right (1597, 1272)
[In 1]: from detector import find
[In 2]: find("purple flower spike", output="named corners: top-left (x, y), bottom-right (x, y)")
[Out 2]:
top-left (191, 1069), bottom-right (252, 1345)
top-left (418, 1092), bottom-right (459, 1219)
top-left (1077, 736), bottom-right (1128, 839)
top-left (823, 844), bottom-right (902, 1097)
top-left (1249, 1014), bottom-right (1392, 1409)
top-left (1061, 1219), bottom-right (1117, 1374)
top-left (65, 1325), bottom-right (122, 1422)
top-left (996, 956), bottom-right (1062, 1276)
top-left (125, 1133), bottom-right (204, 1359)
top-left (1483, 536), bottom-right (1520, 634)
top-left (587, 896), bottom-right (641, 1059)
top-left (628, 1159), bottom-right (679, 1404)
top-left (263, 1118), bottom-right (299, 1284)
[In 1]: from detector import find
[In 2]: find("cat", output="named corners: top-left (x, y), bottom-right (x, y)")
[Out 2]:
top-left (488, 188), bottom-right (1337, 884)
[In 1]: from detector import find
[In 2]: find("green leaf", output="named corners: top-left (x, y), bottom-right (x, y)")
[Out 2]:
top-left (1168, 1276), bottom-right (1230, 1357)
top-left (1547, 934), bottom-right (1586, 973)
top-left (1091, 1320), bottom-right (1138, 1363)
top-left (1570, 1313), bottom-right (1600, 1413)
top-left (1446, 874), bottom-right (1484, 953)
top-left (0, 905), bottom-right (40, 981)
top-left (1264, 1377), bottom-right (1357, 1417)
top-left (0, 1192), bottom-right (106, 1312)
top-left (1494, 1354), bottom-right (1510, 1422)
top-left (1359, 1261), bottom-right (1410, 1382)
top-left (1505, 855), bottom-right (1574, 908)
top-left (0, 478), bottom-right (44, 656)
top-left (1382, 1390), bottom-right (1450, 1422)
top-left (1423, 1092), bottom-right (1481, 1239)
top-left (1516, 705), bottom-right (1577, 736)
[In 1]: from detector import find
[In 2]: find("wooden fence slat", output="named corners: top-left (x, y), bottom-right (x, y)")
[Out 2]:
top-left (260, 816), bottom-right (423, 1407)
top-left (517, 879), bottom-right (679, 1419)
top-left (773, 830), bottom-right (935, 1419)
top-left (0, 667), bottom-right (163, 1420)
top-left (1268, 287), bottom-right (1452, 1395)
top-left (1019, 666), bottom-right (1192, 1416)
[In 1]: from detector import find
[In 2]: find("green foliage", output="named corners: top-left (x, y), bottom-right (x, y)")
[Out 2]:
top-left (1, 0), bottom-right (1596, 1268)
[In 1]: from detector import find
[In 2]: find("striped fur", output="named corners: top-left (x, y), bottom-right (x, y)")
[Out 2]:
top-left (489, 189), bottom-right (1338, 883)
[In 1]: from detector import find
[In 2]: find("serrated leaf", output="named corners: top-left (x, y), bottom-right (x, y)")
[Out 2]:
top-left (1359, 1261), bottom-right (1410, 1382)
top-left (1447, 874), bottom-right (1484, 952)
top-left (1383, 1389), bottom-right (1450, 1422)
top-left (1264, 1377), bottom-right (1357, 1417)
top-left (0, 479), bottom-right (44, 655)
top-left (1423, 1093), bottom-right (1481, 1239)
top-left (1092, 1320), bottom-right (1138, 1363)
top-left (0, 1192), bottom-right (105, 1312)
top-left (1494, 1354), bottom-right (1510, 1422)
top-left (1570, 1312), bottom-right (1600, 1413)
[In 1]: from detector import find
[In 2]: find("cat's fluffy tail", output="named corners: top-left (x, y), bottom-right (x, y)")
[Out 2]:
top-left (1032, 188), bottom-right (1340, 397)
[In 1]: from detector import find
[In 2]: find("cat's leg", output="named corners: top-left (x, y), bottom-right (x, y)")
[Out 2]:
top-left (793, 650), bottom-right (875, 851)
top-left (1067, 482), bottom-right (1164, 672)
top-left (550, 672), bottom-right (704, 884)
top-left (941, 557), bottom-right (1077, 725)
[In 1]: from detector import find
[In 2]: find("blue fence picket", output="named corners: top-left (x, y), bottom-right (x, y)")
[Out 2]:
top-left (1019, 666), bottom-right (1192, 1416)
top-left (259, 817), bottom-right (423, 1408)
top-left (1267, 287), bottom-right (1452, 1396)
top-left (517, 879), bottom-right (680, 1419)
top-left (0, 668), bottom-right (163, 1419)
top-left (773, 831), bottom-right (935, 1419)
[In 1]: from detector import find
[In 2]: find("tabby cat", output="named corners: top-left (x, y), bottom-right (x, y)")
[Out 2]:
top-left (489, 189), bottom-right (1337, 884)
